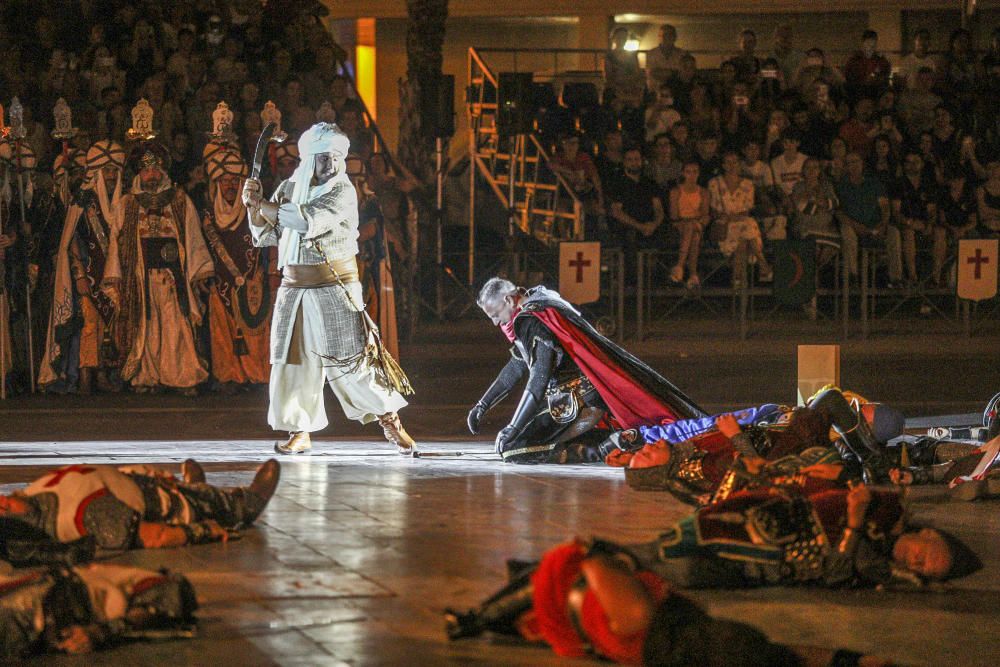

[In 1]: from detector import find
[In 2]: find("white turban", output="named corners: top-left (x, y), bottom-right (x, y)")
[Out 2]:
top-left (297, 122), bottom-right (350, 157)
top-left (288, 122), bottom-right (352, 206)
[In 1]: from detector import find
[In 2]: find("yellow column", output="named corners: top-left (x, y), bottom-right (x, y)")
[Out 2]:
top-left (356, 18), bottom-right (377, 120)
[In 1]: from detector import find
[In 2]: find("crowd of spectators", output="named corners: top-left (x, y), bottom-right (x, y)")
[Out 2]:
top-left (0, 0), bottom-right (422, 398)
top-left (543, 23), bottom-right (1000, 292)
top-left (0, 0), bottom-right (375, 189)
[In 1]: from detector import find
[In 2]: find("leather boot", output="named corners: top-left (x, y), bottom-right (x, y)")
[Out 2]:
top-left (275, 431), bottom-right (312, 455)
top-left (182, 459), bottom-right (206, 484)
top-left (244, 459), bottom-right (281, 523)
top-left (379, 412), bottom-right (416, 454)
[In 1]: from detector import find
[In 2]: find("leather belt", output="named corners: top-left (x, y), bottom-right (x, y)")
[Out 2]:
top-left (281, 257), bottom-right (360, 288)
top-left (141, 238), bottom-right (181, 269)
top-left (546, 376), bottom-right (594, 397)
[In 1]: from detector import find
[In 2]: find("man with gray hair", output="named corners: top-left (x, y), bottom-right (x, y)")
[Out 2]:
top-left (242, 122), bottom-right (414, 455)
top-left (470, 278), bottom-right (704, 463)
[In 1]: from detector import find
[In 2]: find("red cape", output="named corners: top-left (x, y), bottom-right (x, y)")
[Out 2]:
top-left (529, 307), bottom-right (687, 429)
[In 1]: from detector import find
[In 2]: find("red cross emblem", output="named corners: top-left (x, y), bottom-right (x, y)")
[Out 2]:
top-left (568, 251), bottom-right (592, 283)
top-left (44, 465), bottom-right (97, 488)
top-left (968, 248), bottom-right (991, 280)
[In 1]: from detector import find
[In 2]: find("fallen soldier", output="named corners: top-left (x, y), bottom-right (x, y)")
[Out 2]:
top-left (619, 388), bottom-right (906, 502)
top-left (0, 561), bottom-right (197, 658)
top-left (0, 459), bottom-right (279, 550)
top-left (891, 433), bottom-right (1000, 501)
top-left (629, 483), bottom-right (979, 589)
top-left (445, 539), bottom-right (892, 666)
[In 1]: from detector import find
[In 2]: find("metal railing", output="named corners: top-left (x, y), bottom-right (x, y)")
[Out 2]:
top-left (470, 46), bottom-right (975, 78)
top-left (467, 47), bottom-right (585, 248)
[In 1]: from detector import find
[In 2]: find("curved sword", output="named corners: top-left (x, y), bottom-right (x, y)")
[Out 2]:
top-left (251, 121), bottom-right (277, 181)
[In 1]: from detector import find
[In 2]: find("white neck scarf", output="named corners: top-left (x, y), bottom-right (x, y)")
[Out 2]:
top-left (87, 171), bottom-right (122, 222)
top-left (212, 178), bottom-right (247, 230)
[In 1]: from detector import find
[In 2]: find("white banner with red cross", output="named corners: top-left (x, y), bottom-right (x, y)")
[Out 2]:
top-left (957, 239), bottom-right (998, 301)
top-left (559, 242), bottom-right (601, 304)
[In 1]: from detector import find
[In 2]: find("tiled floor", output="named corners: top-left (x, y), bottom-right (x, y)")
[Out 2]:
top-left (2, 320), bottom-right (999, 664)
top-left (2, 438), bottom-right (999, 666)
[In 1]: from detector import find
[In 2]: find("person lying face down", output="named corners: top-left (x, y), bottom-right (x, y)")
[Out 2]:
top-left (0, 561), bottom-right (197, 659)
top-left (446, 539), bottom-right (894, 666)
top-left (0, 459), bottom-right (279, 550)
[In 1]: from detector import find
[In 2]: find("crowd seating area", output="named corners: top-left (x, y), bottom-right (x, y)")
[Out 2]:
top-left (517, 23), bottom-right (1000, 313)
top-left (0, 0), bottom-right (375, 186)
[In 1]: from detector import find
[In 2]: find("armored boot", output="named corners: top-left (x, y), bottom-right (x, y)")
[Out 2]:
top-left (837, 411), bottom-right (886, 484)
top-left (811, 388), bottom-right (887, 483)
top-left (445, 563), bottom-right (536, 640)
top-left (244, 459), bottom-right (281, 523)
top-left (379, 412), bottom-right (416, 454)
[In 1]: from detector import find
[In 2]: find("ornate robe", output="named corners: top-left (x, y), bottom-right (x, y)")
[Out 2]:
top-left (39, 186), bottom-right (120, 387)
top-left (104, 185), bottom-right (213, 388)
top-left (201, 206), bottom-right (273, 384)
top-left (251, 175), bottom-right (406, 432)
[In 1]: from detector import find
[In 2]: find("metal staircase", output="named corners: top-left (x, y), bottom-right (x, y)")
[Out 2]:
top-left (467, 47), bottom-right (583, 246)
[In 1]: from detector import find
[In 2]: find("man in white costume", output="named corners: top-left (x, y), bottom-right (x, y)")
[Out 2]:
top-left (242, 122), bottom-right (415, 455)
top-left (102, 143), bottom-right (214, 395)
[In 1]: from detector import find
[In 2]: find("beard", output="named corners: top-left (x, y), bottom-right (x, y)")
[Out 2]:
top-left (140, 177), bottom-right (162, 192)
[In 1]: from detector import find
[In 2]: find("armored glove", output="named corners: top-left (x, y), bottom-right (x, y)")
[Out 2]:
top-left (495, 392), bottom-right (539, 457)
top-left (467, 403), bottom-right (487, 435)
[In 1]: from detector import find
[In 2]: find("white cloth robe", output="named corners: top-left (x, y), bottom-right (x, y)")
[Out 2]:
top-left (250, 177), bottom-right (406, 433)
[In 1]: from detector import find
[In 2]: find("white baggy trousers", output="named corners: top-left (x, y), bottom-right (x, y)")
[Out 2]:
top-left (267, 281), bottom-right (407, 433)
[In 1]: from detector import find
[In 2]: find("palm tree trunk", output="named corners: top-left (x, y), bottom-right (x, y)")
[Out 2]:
top-left (397, 0), bottom-right (448, 186)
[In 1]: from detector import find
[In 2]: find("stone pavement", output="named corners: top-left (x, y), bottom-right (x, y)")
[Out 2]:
top-left (1, 320), bottom-right (999, 664)
top-left (1, 436), bottom-right (999, 667)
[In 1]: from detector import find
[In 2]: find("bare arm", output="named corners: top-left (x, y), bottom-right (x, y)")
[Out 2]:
top-left (669, 187), bottom-right (681, 221)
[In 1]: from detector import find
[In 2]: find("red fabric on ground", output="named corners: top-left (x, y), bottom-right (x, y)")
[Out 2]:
top-left (531, 542), bottom-right (589, 657)
top-left (530, 542), bottom-right (669, 664)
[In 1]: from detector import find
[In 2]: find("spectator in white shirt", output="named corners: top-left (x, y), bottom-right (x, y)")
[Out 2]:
top-left (645, 24), bottom-right (689, 92)
top-left (770, 128), bottom-right (808, 211)
top-left (897, 30), bottom-right (941, 91)
top-left (644, 83), bottom-right (682, 142)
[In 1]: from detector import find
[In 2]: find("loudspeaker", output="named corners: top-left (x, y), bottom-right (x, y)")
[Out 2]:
top-left (497, 72), bottom-right (535, 136)
top-left (422, 74), bottom-right (455, 138)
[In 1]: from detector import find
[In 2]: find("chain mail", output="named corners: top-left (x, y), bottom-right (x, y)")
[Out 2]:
top-left (745, 495), bottom-right (829, 583)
